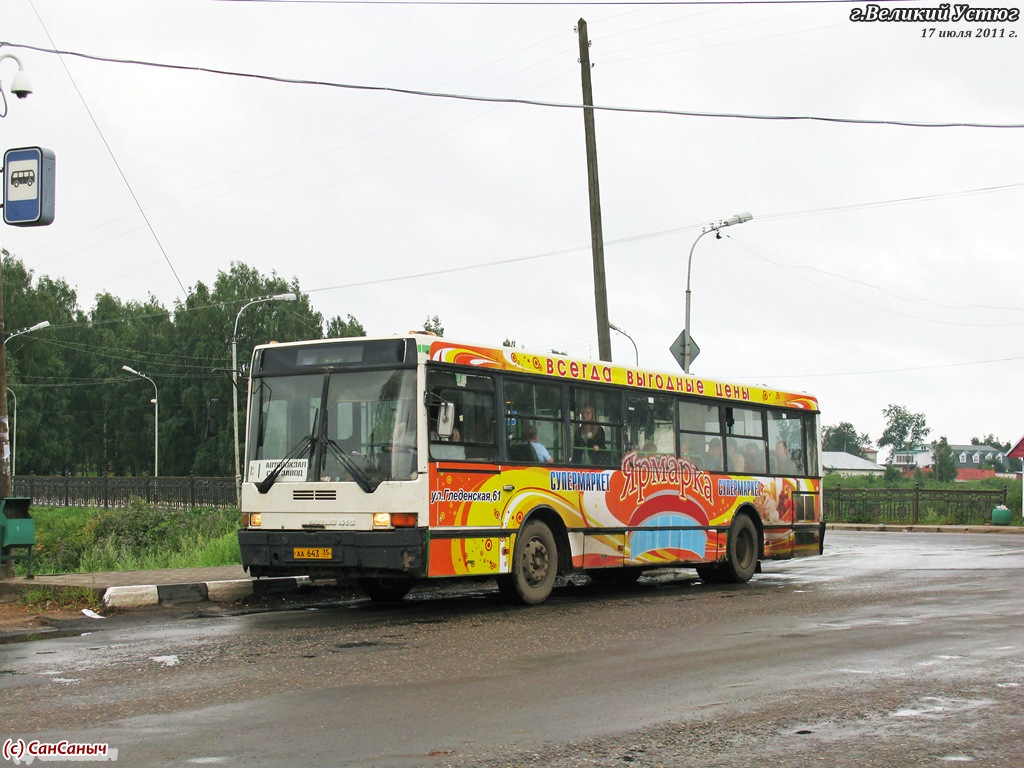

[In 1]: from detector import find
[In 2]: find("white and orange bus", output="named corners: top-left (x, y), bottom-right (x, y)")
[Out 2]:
top-left (238, 334), bottom-right (824, 604)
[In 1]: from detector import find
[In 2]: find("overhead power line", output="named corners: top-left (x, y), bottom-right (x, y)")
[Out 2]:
top-left (2, 41), bottom-right (1021, 129)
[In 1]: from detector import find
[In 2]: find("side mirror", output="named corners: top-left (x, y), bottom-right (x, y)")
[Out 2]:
top-left (436, 402), bottom-right (456, 439)
top-left (207, 398), bottom-right (219, 437)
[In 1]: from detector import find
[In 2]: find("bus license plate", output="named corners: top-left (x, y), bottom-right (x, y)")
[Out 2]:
top-left (294, 547), bottom-right (332, 560)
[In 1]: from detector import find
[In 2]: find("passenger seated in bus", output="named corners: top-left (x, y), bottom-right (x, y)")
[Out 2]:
top-left (728, 442), bottom-right (744, 472)
top-left (572, 403), bottom-right (606, 464)
top-left (773, 439), bottom-right (797, 475)
top-left (525, 425), bottom-right (553, 463)
top-left (704, 437), bottom-right (724, 471)
top-left (744, 442), bottom-right (765, 474)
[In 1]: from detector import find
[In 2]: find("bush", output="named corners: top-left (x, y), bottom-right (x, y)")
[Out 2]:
top-left (22, 502), bottom-right (241, 575)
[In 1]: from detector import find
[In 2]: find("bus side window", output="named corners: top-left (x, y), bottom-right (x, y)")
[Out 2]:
top-left (427, 370), bottom-right (497, 462)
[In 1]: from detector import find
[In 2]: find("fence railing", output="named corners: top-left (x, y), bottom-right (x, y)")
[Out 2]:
top-left (13, 476), bottom-right (236, 509)
top-left (825, 485), bottom-right (1008, 525)
top-left (11, 476), bottom-right (1011, 524)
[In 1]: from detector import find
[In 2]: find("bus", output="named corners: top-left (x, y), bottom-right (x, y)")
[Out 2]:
top-left (238, 334), bottom-right (824, 605)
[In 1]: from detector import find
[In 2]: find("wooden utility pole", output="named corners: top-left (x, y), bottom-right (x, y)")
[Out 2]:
top-left (577, 18), bottom-right (613, 362)
top-left (0, 261), bottom-right (11, 579)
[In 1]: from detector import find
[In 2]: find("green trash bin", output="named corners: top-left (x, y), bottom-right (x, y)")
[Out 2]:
top-left (0, 497), bottom-right (35, 577)
top-left (991, 505), bottom-right (1012, 526)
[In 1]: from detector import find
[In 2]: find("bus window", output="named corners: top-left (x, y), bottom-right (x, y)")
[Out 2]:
top-left (626, 394), bottom-right (674, 456)
top-left (767, 411), bottom-right (803, 475)
top-left (570, 387), bottom-right (621, 467)
top-left (726, 407), bottom-right (766, 474)
top-left (504, 378), bottom-right (564, 463)
top-left (679, 400), bottom-right (722, 470)
top-left (427, 370), bottom-right (497, 462)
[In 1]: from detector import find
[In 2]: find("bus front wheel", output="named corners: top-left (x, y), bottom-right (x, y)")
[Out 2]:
top-left (497, 519), bottom-right (558, 605)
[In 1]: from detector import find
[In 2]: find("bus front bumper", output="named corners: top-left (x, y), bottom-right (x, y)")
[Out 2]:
top-left (238, 528), bottom-right (428, 579)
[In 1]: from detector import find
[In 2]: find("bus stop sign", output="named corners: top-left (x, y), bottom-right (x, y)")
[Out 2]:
top-left (3, 146), bottom-right (56, 227)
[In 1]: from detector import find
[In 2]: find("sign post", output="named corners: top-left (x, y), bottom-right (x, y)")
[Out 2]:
top-left (3, 146), bottom-right (55, 227)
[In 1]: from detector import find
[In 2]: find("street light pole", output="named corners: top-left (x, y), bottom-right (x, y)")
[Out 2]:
top-left (684, 212), bottom-right (752, 373)
top-left (609, 322), bottom-right (638, 367)
top-left (5, 388), bottom-right (15, 478)
top-left (122, 366), bottom-right (158, 478)
top-left (0, 320), bottom-right (50, 490)
top-left (232, 293), bottom-right (298, 499)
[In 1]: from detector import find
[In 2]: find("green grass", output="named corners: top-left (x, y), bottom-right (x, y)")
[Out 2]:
top-left (19, 502), bottom-right (242, 575)
top-left (20, 584), bottom-right (105, 613)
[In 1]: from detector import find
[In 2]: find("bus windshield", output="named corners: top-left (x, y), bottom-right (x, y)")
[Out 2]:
top-left (246, 368), bottom-right (418, 487)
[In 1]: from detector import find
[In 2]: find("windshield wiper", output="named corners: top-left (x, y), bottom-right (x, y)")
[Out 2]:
top-left (325, 439), bottom-right (378, 494)
top-left (255, 412), bottom-right (319, 495)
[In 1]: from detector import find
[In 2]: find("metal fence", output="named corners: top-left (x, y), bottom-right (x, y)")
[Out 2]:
top-left (12, 476), bottom-right (237, 509)
top-left (825, 485), bottom-right (1008, 525)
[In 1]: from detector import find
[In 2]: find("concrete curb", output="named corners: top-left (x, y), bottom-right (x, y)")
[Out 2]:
top-left (103, 576), bottom-right (312, 609)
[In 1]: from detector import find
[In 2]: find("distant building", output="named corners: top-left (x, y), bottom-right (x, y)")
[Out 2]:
top-left (889, 443), bottom-right (1005, 481)
top-left (822, 451), bottom-right (885, 477)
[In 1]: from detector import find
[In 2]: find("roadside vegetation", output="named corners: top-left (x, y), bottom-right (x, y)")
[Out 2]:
top-left (19, 584), bottom-right (105, 613)
top-left (21, 502), bottom-right (241, 576)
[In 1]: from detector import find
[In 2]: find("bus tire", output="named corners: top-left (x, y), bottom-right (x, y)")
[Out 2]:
top-left (499, 519), bottom-right (558, 605)
top-left (357, 577), bottom-right (413, 602)
top-left (723, 514), bottom-right (759, 583)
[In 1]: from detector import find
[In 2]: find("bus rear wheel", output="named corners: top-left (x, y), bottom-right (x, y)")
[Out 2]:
top-left (357, 577), bottom-right (414, 602)
top-left (722, 514), bottom-right (759, 583)
top-left (497, 519), bottom-right (558, 605)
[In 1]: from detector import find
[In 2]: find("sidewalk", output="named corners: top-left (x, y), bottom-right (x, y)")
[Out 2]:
top-left (0, 523), bottom-right (1020, 610)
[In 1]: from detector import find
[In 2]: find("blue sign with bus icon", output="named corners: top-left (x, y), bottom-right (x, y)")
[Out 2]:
top-left (4, 146), bottom-right (55, 226)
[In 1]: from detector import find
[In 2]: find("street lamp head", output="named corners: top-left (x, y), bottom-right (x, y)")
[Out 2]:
top-left (29, 320), bottom-right (50, 332)
top-left (271, 293), bottom-right (298, 302)
top-left (122, 365), bottom-right (139, 375)
top-left (721, 212), bottom-right (753, 228)
top-left (608, 322), bottom-right (621, 332)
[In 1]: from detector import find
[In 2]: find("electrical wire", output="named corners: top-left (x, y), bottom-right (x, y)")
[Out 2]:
top-left (2, 40), bottom-right (1021, 129)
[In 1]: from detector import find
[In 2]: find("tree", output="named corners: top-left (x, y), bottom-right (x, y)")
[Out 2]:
top-left (423, 315), bottom-right (444, 337)
top-left (326, 314), bottom-right (365, 338)
top-left (878, 404), bottom-right (930, 452)
top-left (822, 422), bottom-right (872, 458)
top-left (933, 437), bottom-right (958, 482)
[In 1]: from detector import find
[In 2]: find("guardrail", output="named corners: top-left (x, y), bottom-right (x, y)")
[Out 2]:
top-left (12, 476), bottom-right (236, 509)
top-left (825, 485), bottom-right (1008, 526)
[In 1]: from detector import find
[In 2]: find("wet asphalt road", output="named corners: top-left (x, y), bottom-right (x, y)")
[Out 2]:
top-left (2, 530), bottom-right (1022, 767)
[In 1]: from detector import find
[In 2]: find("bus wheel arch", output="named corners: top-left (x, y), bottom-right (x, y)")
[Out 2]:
top-left (497, 507), bottom-right (567, 605)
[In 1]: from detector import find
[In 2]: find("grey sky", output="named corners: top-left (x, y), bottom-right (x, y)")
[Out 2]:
top-left (2, 0), bottom-right (1022, 457)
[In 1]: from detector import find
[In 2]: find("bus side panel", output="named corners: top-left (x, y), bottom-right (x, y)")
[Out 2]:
top-left (425, 461), bottom-right (823, 577)
top-left (427, 465), bottom-right (507, 577)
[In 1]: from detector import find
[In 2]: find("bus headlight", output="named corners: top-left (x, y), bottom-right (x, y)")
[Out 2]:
top-left (244, 513), bottom-right (262, 528)
top-left (373, 513), bottom-right (392, 529)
